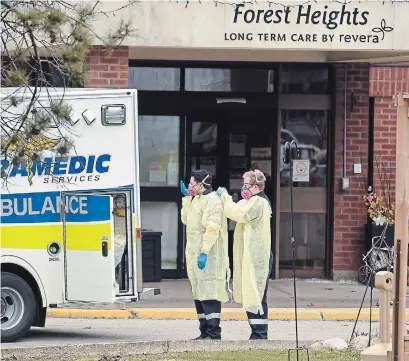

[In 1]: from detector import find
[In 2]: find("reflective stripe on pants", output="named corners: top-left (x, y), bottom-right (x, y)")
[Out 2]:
top-left (194, 299), bottom-right (222, 339)
top-left (246, 252), bottom-right (273, 340)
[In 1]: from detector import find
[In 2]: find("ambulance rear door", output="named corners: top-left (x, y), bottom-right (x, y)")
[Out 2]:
top-left (61, 191), bottom-right (115, 303)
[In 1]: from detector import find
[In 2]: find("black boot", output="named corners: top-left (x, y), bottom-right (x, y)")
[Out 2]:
top-left (193, 300), bottom-right (208, 340)
top-left (197, 300), bottom-right (222, 340)
top-left (192, 317), bottom-right (207, 340)
top-left (202, 301), bottom-right (222, 340)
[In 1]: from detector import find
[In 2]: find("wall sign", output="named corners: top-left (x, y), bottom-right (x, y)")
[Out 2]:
top-left (227, 3), bottom-right (393, 46)
top-left (109, 0), bottom-right (409, 51)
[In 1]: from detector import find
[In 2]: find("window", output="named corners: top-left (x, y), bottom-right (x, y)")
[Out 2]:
top-left (280, 110), bottom-right (328, 188)
top-left (281, 65), bottom-right (329, 94)
top-left (185, 68), bottom-right (275, 92)
top-left (129, 67), bottom-right (181, 91)
top-left (139, 115), bottom-right (179, 187)
top-left (101, 105), bottom-right (126, 126)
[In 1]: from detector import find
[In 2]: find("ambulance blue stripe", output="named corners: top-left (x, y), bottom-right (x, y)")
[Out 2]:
top-left (1, 191), bottom-right (111, 224)
top-left (63, 185), bottom-right (135, 212)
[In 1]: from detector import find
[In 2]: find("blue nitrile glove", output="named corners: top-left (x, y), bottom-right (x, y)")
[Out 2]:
top-left (180, 180), bottom-right (189, 196)
top-left (198, 253), bottom-right (208, 270)
top-left (216, 187), bottom-right (228, 196)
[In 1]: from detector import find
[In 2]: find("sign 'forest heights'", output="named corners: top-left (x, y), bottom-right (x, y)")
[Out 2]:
top-left (105, 1), bottom-right (409, 51)
top-left (225, 3), bottom-right (393, 45)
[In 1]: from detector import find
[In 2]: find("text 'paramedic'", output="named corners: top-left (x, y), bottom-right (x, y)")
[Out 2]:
top-left (0, 154), bottom-right (111, 183)
top-left (1, 196), bottom-right (88, 217)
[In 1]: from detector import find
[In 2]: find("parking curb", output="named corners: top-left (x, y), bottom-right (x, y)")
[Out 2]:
top-left (2, 340), bottom-right (315, 360)
top-left (47, 307), bottom-right (409, 321)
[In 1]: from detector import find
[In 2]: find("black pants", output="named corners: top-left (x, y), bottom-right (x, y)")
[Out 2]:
top-left (246, 253), bottom-right (273, 340)
top-left (194, 299), bottom-right (222, 339)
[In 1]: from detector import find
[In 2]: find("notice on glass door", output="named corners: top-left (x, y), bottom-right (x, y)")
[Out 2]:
top-left (251, 147), bottom-right (271, 159)
top-left (292, 160), bottom-right (310, 182)
top-left (149, 162), bottom-right (167, 184)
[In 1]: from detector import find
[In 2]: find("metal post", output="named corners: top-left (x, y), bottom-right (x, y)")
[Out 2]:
top-left (392, 94), bottom-right (409, 361)
top-left (392, 240), bottom-right (401, 361)
top-left (288, 141), bottom-right (299, 357)
top-left (284, 141), bottom-right (309, 361)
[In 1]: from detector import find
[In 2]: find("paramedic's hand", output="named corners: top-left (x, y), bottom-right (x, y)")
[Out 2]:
top-left (180, 180), bottom-right (189, 197)
top-left (198, 253), bottom-right (208, 270)
top-left (216, 187), bottom-right (228, 196)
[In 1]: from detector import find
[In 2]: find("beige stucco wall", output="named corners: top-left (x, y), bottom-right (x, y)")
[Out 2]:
top-left (3, 1), bottom-right (409, 62)
top-left (91, 0), bottom-right (409, 51)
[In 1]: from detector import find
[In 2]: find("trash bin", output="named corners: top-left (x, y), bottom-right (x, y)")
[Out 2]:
top-left (141, 229), bottom-right (162, 282)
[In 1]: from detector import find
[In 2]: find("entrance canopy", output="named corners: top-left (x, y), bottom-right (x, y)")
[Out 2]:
top-left (93, 0), bottom-right (409, 64)
top-left (127, 47), bottom-right (409, 64)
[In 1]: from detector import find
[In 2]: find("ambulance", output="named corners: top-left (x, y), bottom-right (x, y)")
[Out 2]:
top-left (1, 88), bottom-right (144, 342)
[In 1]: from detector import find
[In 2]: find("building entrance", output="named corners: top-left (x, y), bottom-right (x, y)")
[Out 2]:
top-left (134, 62), bottom-right (332, 280)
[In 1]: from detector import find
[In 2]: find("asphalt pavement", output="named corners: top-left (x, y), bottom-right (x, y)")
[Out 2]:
top-left (2, 318), bottom-right (377, 349)
top-left (3, 279), bottom-right (407, 360)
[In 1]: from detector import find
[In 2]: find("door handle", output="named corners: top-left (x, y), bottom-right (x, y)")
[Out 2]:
top-left (102, 241), bottom-right (108, 257)
top-left (216, 97), bottom-right (246, 104)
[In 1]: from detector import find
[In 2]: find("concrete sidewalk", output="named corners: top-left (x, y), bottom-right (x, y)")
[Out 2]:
top-left (138, 279), bottom-right (408, 308)
top-left (51, 279), bottom-right (409, 321)
top-left (64, 279), bottom-right (402, 309)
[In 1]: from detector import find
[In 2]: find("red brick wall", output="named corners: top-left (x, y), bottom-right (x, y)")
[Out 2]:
top-left (371, 98), bottom-right (396, 202)
top-left (85, 46), bottom-right (129, 88)
top-left (369, 66), bottom-right (409, 205)
top-left (333, 63), bottom-right (370, 278)
top-left (332, 65), bottom-right (408, 279)
top-left (370, 66), bottom-right (409, 97)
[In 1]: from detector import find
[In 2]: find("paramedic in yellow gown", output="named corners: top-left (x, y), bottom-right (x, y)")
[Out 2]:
top-left (216, 169), bottom-right (273, 340)
top-left (180, 169), bottom-right (230, 340)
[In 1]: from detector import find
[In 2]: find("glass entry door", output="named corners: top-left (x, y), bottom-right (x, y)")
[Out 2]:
top-left (187, 110), bottom-right (276, 194)
top-left (185, 109), bottom-right (277, 275)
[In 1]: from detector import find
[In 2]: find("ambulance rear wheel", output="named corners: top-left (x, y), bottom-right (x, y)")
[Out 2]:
top-left (1, 272), bottom-right (36, 343)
